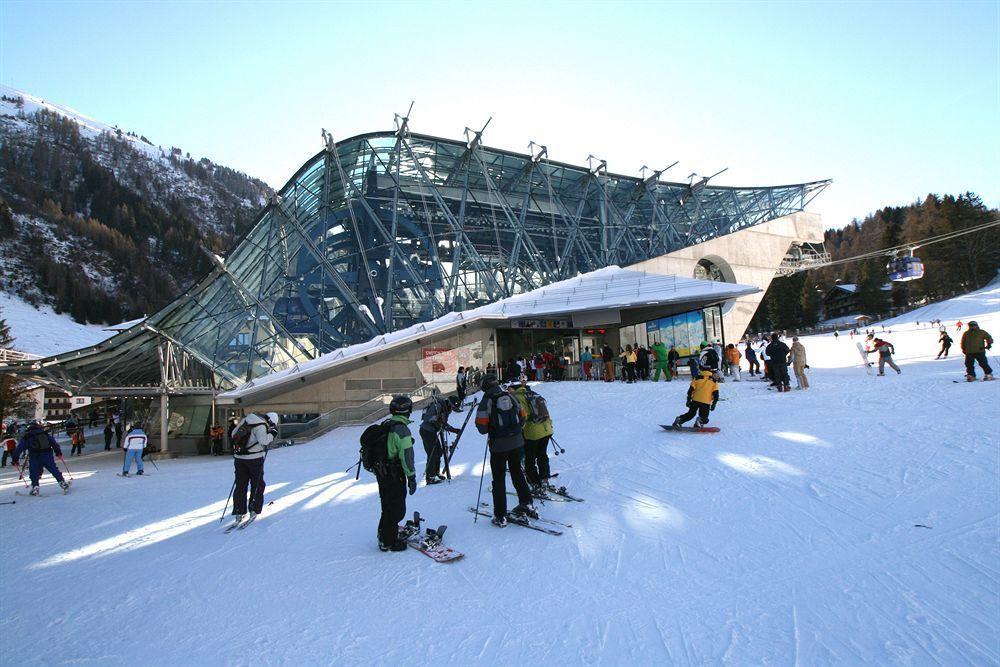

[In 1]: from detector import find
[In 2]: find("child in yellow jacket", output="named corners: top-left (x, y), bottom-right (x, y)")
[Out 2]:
top-left (672, 367), bottom-right (720, 428)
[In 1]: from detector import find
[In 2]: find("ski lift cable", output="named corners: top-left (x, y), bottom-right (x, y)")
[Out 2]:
top-left (795, 218), bottom-right (1000, 273)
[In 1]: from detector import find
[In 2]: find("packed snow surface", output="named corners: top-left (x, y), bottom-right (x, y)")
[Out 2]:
top-left (2, 289), bottom-right (998, 665)
top-left (0, 292), bottom-right (112, 357)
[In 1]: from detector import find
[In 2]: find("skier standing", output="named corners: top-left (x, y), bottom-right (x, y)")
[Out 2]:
top-left (511, 376), bottom-right (553, 491)
top-left (103, 419), bottom-right (113, 451)
top-left (725, 343), bottom-right (742, 381)
top-left (960, 321), bottom-right (994, 381)
top-left (650, 340), bottom-right (670, 381)
top-left (455, 366), bottom-right (468, 409)
top-left (601, 344), bottom-right (615, 382)
top-left (667, 344), bottom-right (680, 379)
top-left (765, 333), bottom-right (791, 391)
top-left (229, 412), bottom-right (279, 524)
top-left (1, 434), bottom-right (16, 467)
top-left (209, 424), bottom-right (225, 455)
top-left (121, 425), bottom-right (147, 476)
top-left (419, 395), bottom-right (461, 485)
top-left (70, 427), bottom-right (85, 456)
top-left (475, 376), bottom-right (536, 526)
top-left (790, 337), bottom-right (809, 389)
top-left (375, 396), bottom-right (417, 551)
top-left (13, 421), bottom-right (70, 495)
top-left (671, 365), bottom-right (719, 428)
top-left (581, 347), bottom-right (593, 381)
top-left (745, 342), bottom-right (759, 376)
top-left (936, 330), bottom-right (953, 359)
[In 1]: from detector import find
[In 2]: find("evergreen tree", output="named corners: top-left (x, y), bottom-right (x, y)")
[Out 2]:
top-left (0, 314), bottom-right (39, 423)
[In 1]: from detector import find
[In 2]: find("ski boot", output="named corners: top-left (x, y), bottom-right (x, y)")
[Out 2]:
top-left (491, 515), bottom-right (508, 528)
top-left (29, 486), bottom-right (39, 496)
top-left (984, 374), bottom-right (995, 382)
top-left (671, 418), bottom-right (683, 428)
top-left (435, 474), bottom-right (447, 483)
top-left (425, 476), bottom-right (443, 486)
top-left (511, 504), bottom-right (539, 520)
top-left (966, 374), bottom-right (976, 382)
top-left (136, 470), bottom-right (144, 476)
top-left (60, 481), bottom-right (70, 494)
top-left (121, 471), bottom-right (130, 477)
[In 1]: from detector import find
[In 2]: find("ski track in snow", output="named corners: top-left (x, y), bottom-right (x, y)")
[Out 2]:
top-left (1, 292), bottom-right (999, 664)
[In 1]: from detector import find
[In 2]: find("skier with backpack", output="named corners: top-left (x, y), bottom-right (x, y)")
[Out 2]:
top-left (511, 375), bottom-right (553, 491)
top-left (121, 424), bottom-right (147, 476)
top-left (419, 395), bottom-right (461, 485)
top-left (228, 412), bottom-right (279, 526)
top-left (360, 395), bottom-right (418, 551)
top-left (475, 376), bottom-right (536, 527)
top-left (13, 421), bottom-right (70, 495)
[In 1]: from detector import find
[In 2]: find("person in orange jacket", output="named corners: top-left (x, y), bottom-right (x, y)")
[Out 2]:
top-left (724, 343), bottom-right (742, 382)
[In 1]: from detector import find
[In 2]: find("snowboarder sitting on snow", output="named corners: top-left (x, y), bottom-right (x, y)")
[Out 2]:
top-left (121, 424), bottom-right (147, 476)
top-left (376, 396), bottom-right (418, 552)
top-left (672, 366), bottom-right (719, 429)
top-left (14, 421), bottom-right (70, 495)
top-left (960, 321), bottom-right (994, 381)
top-left (229, 412), bottom-right (279, 525)
top-left (419, 395), bottom-right (461, 485)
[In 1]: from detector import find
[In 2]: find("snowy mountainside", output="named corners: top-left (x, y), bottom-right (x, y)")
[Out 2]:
top-left (0, 291), bottom-right (111, 357)
top-left (0, 85), bottom-right (272, 325)
top-left (1, 287), bottom-right (997, 664)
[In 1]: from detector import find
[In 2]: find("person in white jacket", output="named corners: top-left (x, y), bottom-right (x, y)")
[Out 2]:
top-left (122, 425), bottom-right (147, 476)
top-left (229, 413), bottom-right (279, 523)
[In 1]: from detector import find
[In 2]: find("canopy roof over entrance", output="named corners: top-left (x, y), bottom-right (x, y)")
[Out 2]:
top-left (218, 266), bottom-right (759, 406)
top-left (1, 124), bottom-right (824, 395)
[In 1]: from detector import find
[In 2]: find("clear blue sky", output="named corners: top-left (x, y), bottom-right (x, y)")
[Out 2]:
top-left (1, 0), bottom-right (997, 228)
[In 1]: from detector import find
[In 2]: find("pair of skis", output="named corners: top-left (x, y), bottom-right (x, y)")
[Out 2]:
top-left (223, 513), bottom-right (256, 533)
top-left (468, 506), bottom-right (564, 536)
top-left (437, 398), bottom-right (479, 482)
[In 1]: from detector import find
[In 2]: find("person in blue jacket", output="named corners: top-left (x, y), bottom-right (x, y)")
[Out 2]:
top-left (14, 421), bottom-right (70, 495)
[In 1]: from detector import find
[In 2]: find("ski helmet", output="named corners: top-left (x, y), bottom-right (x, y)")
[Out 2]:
top-left (388, 395), bottom-right (413, 416)
top-left (968, 321), bottom-right (978, 327)
top-left (447, 395), bottom-right (461, 410)
top-left (481, 376), bottom-right (499, 392)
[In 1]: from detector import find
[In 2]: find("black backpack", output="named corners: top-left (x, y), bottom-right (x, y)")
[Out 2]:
top-left (29, 431), bottom-right (50, 452)
top-left (231, 423), bottom-right (252, 456)
top-left (359, 419), bottom-right (392, 473)
top-left (487, 391), bottom-right (522, 438)
top-left (525, 390), bottom-right (549, 423)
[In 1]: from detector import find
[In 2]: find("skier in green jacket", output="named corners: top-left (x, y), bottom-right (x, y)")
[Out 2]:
top-left (511, 376), bottom-right (554, 491)
top-left (376, 396), bottom-right (417, 552)
top-left (651, 341), bottom-right (672, 381)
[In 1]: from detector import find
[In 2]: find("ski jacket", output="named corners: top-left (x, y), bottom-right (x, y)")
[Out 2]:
top-left (667, 349), bottom-right (680, 365)
top-left (745, 346), bottom-right (757, 361)
top-left (725, 348), bottom-right (742, 365)
top-left (686, 371), bottom-right (719, 407)
top-left (475, 386), bottom-right (525, 453)
top-left (14, 425), bottom-right (62, 459)
top-left (960, 328), bottom-right (993, 354)
top-left (124, 428), bottom-right (147, 450)
top-left (581, 350), bottom-right (593, 362)
top-left (790, 342), bottom-right (807, 366)
top-left (872, 339), bottom-right (894, 357)
top-left (601, 346), bottom-right (614, 362)
top-left (939, 332), bottom-right (953, 346)
top-left (3, 437), bottom-right (16, 453)
top-left (765, 339), bottom-right (790, 363)
top-left (624, 349), bottom-right (637, 363)
top-left (231, 413), bottom-right (276, 461)
top-left (386, 414), bottom-right (416, 479)
top-left (511, 386), bottom-right (553, 440)
top-left (455, 371), bottom-right (467, 393)
top-left (651, 342), bottom-right (667, 363)
top-left (699, 347), bottom-right (720, 370)
top-left (420, 398), bottom-right (460, 435)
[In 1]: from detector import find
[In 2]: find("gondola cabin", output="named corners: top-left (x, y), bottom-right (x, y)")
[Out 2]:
top-left (887, 256), bottom-right (924, 282)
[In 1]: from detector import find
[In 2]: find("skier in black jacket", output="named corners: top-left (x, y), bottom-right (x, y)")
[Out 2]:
top-left (475, 377), bottom-right (536, 526)
top-left (455, 366), bottom-right (468, 409)
top-left (419, 395), bottom-right (461, 485)
top-left (765, 333), bottom-right (792, 392)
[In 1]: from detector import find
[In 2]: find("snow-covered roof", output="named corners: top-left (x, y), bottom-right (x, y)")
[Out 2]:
top-left (219, 266), bottom-right (758, 401)
top-left (834, 284), bottom-right (858, 293)
top-left (103, 317), bottom-right (146, 332)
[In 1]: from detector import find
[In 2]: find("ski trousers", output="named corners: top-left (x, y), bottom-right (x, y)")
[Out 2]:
top-left (375, 471), bottom-right (406, 545)
top-left (878, 354), bottom-right (900, 374)
top-left (123, 449), bottom-right (144, 474)
top-left (937, 343), bottom-right (950, 359)
top-left (770, 361), bottom-right (791, 387)
top-left (1, 450), bottom-right (13, 467)
top-left (625, 362), bottom-right (637, 382)
top-left (604, 361), bottom-right (615, 382)
top-left (523, 435), bottom-right (551, 486)
top-left (232, 457), bottom-right (265, 515)
top-left (490, 446), bottom-right (532, 518)
top-left (748, 359), bottom-right (760, 375)
top-left (652, 361), bottom-right (672, 382)
top-left (420, 427), bottom-right (442, 481)
top-left (965, 352), bottom-right (992, 377)
top-left (675, 401), bottom-right (711, 426)
top-left (793, 362), bottom-right (809, 389)
top-left (28, 452), bottom-right (65, 487)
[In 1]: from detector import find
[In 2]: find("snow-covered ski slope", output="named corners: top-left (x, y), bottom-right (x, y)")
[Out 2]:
top-left (0, 292), bottom-right (112, 357)
top-left (2, 289), bottom-right (998, 665)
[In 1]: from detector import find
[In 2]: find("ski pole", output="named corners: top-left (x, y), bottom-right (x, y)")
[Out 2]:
top-left (0, 500), bottom-right (15, 505)
top-left (57, 455), bottom-right (75, 481)
top-left (142, 449), bottom-right (160, 471)
top-left (473, 438), bottom-right (489, 524)
top-left (550, 436), bottom-right (566, 455)
top-left (15, 457), bottom-right (29, 488)
top-left (220, 478), bottom-right (236, 523)
top-left (347, 458), bottom-right (361, 480)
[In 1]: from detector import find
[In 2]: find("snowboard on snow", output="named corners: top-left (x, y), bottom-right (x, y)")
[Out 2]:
top-left (660, 424), bottom-right (720, 433)
top-left (400, 512), bottom-right (464, 562)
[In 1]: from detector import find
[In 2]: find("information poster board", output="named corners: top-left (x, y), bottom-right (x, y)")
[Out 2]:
top-left (417, 341), bottom-right (483, 386)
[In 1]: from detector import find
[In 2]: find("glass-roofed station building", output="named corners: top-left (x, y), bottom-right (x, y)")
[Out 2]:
top-left (2, 120), bottom-right (829, 453)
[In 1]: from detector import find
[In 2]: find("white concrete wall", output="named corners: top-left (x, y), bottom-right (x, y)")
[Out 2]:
top-left (627, 212), bottom-right (824, 342)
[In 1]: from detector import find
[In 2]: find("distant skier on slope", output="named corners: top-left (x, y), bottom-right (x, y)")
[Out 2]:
top-left (121, 425), bottom-right (147, 476)
top-left (869, 335), bottom-right (901, 376)
top-left (960, 321), bottom-right (994, 381)
top-left (936, 329), bottom-right (953, 359)
top-left (13, 421), bottom-right (70, 496)
top-left (229, 412), bottom-right (278, 525)
top-left (671, 365), bottom-right (719, 429)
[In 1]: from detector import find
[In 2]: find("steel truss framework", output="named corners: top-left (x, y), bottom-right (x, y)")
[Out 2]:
top-left (3, 125), bottom-right (828, 393)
